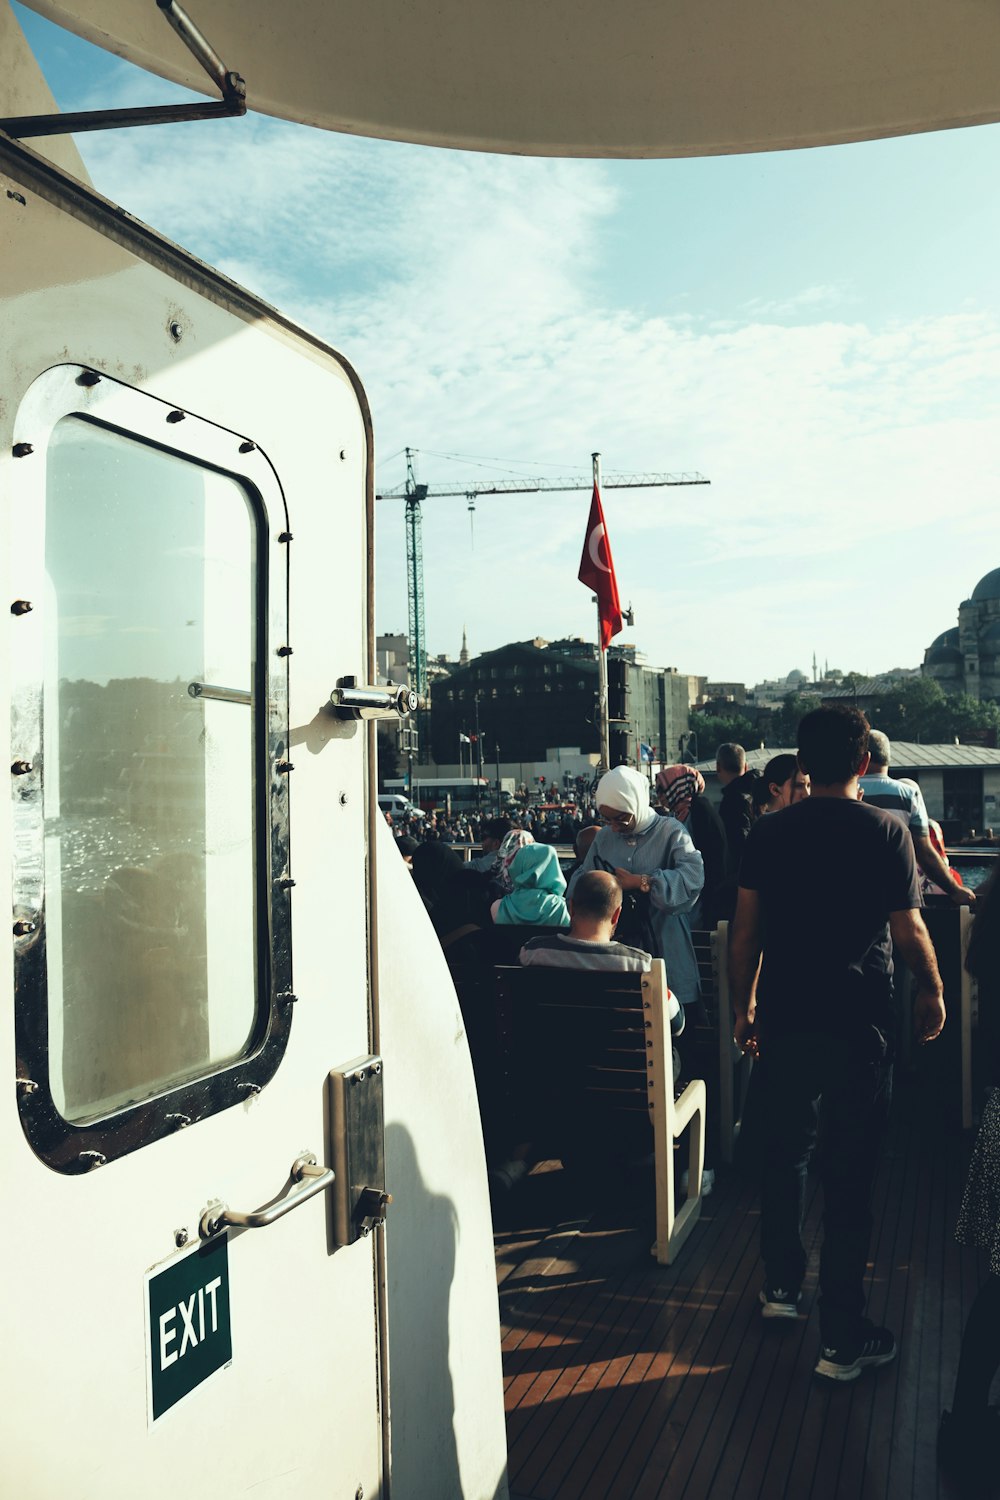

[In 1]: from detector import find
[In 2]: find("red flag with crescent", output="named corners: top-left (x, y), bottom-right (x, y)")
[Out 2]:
top-left (577, 483), bottom-right (623, 650)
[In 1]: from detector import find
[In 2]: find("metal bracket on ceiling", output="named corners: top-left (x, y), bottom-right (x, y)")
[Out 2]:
top-left (0, 0), bottom-right (246, 140)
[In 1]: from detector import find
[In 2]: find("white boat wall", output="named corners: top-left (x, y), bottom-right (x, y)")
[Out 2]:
top-left (0, 18), bottom-right (508, 1496)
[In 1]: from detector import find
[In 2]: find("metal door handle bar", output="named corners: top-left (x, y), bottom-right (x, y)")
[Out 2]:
top-left (199, 1153), bottom-right (334, 1239)
top-left (329, 677), bottom-right (419, 720)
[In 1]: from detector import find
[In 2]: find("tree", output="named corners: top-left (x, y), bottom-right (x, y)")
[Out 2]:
top-left (772, 692), bottom-right (819, 746)
top-left (693, 710), bottom-right (761, 756)
top-left (868, 678), bottom-right (1000, 743)
top-left (938, 694), bottom-right (1000, 744)
top-left (868, 677), bottom-right (947, 740)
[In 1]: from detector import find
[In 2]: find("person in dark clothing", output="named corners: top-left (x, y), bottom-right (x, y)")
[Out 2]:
top-left (655, 764), bottom-right (729, 929)
top-left (466, 816), bottom-right (511, 875)
top-left (565, 822), bottom-right (600, 881)
top-left (751, 753), bottom-right (810, 818)
top-left (939, 864), bottom-right (1000, 1489)
top-left (730, 705), bottom-right (945, 1383)
top-left (714, 743), bottom-right (757, 920)
top-left (410, 842), bottom-right (492, 938)
top-left (716, 742), bottom-right (758, 869)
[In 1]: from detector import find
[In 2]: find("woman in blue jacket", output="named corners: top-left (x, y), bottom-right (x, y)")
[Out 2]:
top-left (568, 765), bottom-right (704, 1008)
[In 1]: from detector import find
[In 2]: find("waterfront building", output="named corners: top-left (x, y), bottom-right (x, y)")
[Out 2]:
top-left (429, 639), bottom-right (692, 770)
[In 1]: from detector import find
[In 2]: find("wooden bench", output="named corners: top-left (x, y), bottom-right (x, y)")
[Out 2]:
top-left (494, 958), bottom-right (706, 1264)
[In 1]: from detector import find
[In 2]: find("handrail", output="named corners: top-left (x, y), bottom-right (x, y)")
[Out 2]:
top-left (199, 1153), bottom-right (334, 1239)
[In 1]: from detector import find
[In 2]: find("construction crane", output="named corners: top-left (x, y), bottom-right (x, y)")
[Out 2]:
top-left (375, 447), bottom-right (711, 708)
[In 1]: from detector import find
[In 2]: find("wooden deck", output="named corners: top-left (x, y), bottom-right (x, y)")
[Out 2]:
top-left (496, 1058), bottom-right (986, 1500)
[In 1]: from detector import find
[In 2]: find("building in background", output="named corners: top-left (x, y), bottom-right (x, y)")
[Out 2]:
top-left (820, 668), bottom-right (921, 717)
top-left (925, 567), bottom-right (1000, 699)
top-left (428, 638), bottom-right (693, 781)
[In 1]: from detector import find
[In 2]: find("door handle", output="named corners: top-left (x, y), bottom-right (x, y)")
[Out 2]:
top-left (199, 1152), bottom-right (334, 1239)
top-left (329, 676), bottom-right (418, 720)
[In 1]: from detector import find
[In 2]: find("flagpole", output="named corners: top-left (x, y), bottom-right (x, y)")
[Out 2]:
top-left (593, 450), bottom-right (610, 771)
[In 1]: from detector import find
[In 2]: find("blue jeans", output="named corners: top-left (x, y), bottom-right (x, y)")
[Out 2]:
top-left (756, 1030), bottom-right (892, 1347)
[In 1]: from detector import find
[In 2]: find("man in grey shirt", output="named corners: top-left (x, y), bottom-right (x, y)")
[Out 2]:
top-left (520, 869), bottom-right (684, 1074)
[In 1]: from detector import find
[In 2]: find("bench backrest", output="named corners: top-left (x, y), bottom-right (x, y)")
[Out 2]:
top-left (494, 960), bottom-right (668, 1155)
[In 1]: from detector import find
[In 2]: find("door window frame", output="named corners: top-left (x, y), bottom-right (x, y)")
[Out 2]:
top-left (11, 364), bottom-right (294, 1174)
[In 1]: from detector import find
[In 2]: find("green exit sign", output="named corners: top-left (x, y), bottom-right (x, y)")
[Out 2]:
top-left (147, 1235), bottom-right (232, 1421)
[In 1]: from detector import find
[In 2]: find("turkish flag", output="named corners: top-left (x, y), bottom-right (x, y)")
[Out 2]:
top-left (577, 483), bottom-right (623, 650)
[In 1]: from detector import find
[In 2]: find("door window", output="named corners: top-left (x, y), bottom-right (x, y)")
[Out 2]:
top-left (11, 367), bottom-right (293, 1171)
top-left (45, 417), bottom-right (258, 1120)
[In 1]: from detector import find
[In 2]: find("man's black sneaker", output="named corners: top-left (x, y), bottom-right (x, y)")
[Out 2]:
top-left (938, 1408), bottom-right (1000, 1493)
top-left (759, 1285), bottom-right (801, 1320)
top-left (814, 1324), bottom-right (896, 1382)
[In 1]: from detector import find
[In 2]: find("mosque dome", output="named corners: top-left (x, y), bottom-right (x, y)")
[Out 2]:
top-left (925, 645), bottom-right (963, 667)
top-left (971, 569), bottom-right (1000, 602)
top-left (928, 628), bottom-right (960, 652)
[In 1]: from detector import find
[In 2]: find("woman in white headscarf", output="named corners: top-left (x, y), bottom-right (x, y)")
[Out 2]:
top-left (567, 765), bottom-right (704, 1008)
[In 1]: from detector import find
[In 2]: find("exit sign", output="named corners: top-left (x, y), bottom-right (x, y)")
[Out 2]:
top-left (147, 1235), bottom-right (232, 1421)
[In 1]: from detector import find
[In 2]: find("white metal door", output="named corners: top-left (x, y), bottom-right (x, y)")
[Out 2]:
top-left (1, 141), bottom-right (383, 1500)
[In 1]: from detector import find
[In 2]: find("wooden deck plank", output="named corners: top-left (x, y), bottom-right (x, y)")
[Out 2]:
top-left (628, 1183), bottom-right (780, 1498)
top-left (514, 1254), bottom-right (672, 1496)
top-left (579, 1182), bottom-right (762, 1500)
top-left (568, 1204), bottom-right (752, 1499)
top-left (515, 1172), bottom-right (761, 1500)
top-left (503, 1260), bottom-right (610, 1421)
top-left (908, 1112), bottom-right (947, 1500)
top-left (701, 1169), bottom-right (831, 1500)
top-left (570, 1181), bottom-right (759, 1490)
top-left (499, 1074), bottom-right (985, 1500)
top-left (866, 1087), bottom-right (936, 1500)
top-left (611, 1185), bottom-right (765, 1499)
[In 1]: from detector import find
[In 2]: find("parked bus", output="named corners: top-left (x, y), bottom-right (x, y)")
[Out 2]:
top-left (384, 776), bottom-right (490, 812)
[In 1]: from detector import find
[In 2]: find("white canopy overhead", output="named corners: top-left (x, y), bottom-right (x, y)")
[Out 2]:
top-left (21, 0), bottom-right (1000, 157)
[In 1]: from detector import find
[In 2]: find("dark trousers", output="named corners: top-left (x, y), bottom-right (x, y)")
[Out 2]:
top-left (756, 1030), bottom-right (892, 1347)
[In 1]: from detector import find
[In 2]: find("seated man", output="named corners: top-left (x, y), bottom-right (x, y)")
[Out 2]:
top-left (467, 816), bottom-right (511, 874)
top-left (520, 869), bottom-right (685, 1071)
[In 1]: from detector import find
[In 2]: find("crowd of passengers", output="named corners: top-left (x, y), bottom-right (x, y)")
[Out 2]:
top-left (390, 720), bottom-right (1000, 1490)
top-left (384, 803), bottom-right (599, 850)
top-left (391, 750), bottom-right (821, 1194)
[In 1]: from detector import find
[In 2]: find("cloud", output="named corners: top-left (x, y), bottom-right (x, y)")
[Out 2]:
top-left (744, 284), bottom-right (856, 318)
top-left (58, 85), bottom-right (1000, 684)
top-left (59, 614), bottom-right (114, 636)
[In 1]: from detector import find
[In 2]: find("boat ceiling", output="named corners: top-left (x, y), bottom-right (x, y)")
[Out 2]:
top-left (20, 0), bottom-right (1000, 158)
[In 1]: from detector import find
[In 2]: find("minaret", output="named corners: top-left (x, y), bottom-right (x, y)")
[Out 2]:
top-left (460, 627), bottom-right (469, 666)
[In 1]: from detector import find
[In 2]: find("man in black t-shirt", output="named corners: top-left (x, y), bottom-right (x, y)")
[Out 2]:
top-left (730, 706), bottom-right (944, 1384)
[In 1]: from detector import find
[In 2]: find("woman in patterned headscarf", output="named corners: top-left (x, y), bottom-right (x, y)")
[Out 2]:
top-left (655, 765), bottom-right (705, 824)
top-left (655, 764), bottom-right (728, 927)
top-left (493, 827), bottom-right (535, 894)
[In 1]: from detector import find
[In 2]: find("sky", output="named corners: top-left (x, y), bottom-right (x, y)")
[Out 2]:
top-left (13, 4), bottom-right (1000, 687)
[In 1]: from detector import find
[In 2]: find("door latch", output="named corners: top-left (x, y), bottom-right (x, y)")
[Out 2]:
top-left (329, 676), bottom-right (418, 721)
top-left (328, 1057), bottom-right (389, 1247)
